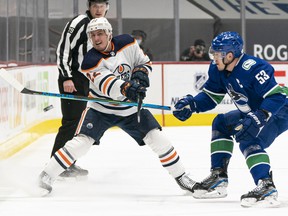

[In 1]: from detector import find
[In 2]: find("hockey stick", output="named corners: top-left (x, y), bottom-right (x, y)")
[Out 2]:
top-left (0, 68), bottom-right (171, 111)
top-left (137, 95), bottom-right (143, 123)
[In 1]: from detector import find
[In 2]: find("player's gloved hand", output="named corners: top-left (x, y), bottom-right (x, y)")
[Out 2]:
top-left (131, 65), bottom-right (150, 87)
top-left (173, 94), bottom-right (197, 121)
top-left (234, 110), bottom-right (269, 142)
top-left (120, 81), bottom-right (146, 102)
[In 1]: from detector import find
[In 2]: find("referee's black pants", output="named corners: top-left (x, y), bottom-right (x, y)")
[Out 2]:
top-left (50, 72), bottom-right (89, 157)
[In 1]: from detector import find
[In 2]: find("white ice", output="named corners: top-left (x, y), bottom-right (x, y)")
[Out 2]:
top-left (0, 126), bottom-right (288, 216)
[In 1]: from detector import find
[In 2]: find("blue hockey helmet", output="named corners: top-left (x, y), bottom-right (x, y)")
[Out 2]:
top-left (210, 31), bottom-right (243, 58)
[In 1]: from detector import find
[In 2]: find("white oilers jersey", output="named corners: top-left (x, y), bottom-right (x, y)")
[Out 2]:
top-left (81, 34), bottom-right (151, 116)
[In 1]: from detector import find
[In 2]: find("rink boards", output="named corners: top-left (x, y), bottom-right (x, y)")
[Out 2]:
top-left (0, 62), bottom-right (287, 158)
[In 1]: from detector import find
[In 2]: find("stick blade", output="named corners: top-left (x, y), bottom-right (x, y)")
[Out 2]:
top-left (0, 68), bottom-right (25, 92)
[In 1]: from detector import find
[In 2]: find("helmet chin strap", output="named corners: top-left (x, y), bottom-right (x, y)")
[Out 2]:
top-left (103, 34), bottom-right (112, 52)
top-left (222, 55), bottom-right (235, 71)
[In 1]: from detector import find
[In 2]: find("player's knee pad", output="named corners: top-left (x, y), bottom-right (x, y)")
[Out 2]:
top-left (64, 134), bottom-right (95, 159)
top-left (212, 114), bottom-right (236, 139)
top-left (212, 114), bottom-right (228, 139)
top-left (143, 128), bottom-right (172, 156)
top-left (212, 114), bottom-right (226, 131)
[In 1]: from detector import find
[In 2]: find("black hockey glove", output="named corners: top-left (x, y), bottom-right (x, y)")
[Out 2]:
top-left (131, 65), bottom-right (150, 87)
top-left (173, 94), bottom-right (198, 121)
top-left (234, 110), bottom-right (269, 142)
top-left (120, 81), bottom-right (146, 102)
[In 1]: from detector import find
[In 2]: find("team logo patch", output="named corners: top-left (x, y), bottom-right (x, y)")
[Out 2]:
top-left (242, 59), bottom-right (256, 70)
top-left (86, 123), bottom-right (93, 129)
top-left (114, 63), bottom-right (131, 81)
top-left (68, 27), bottom-right (75, 34)
top-left (226, 84), bottom-right (251, 113)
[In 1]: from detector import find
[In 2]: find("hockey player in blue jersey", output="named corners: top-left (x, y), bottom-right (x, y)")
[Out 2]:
top-left (38, 17), bottom-right (196, 196)
top-left (173, 31), bottom-right (288, 207)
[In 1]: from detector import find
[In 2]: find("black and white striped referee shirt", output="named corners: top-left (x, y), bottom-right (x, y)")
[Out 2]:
top-left (56, 11), bottom-right (93, 80)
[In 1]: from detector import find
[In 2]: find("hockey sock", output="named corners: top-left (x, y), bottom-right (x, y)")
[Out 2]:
top-left (43, 155), bottom-right (67, 179)
top-left (159, 146), bottom-right (185, 178)
top-left (144, 129), bottom-right (185, 178)
top-left (44, 134), bottom-right (95, 179)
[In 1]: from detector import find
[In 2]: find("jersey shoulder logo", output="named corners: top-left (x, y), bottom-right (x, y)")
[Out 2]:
top-left (242, 59), bottom-right (256, 70)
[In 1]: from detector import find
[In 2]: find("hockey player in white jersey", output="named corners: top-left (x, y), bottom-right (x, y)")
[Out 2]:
top-left (38, 17), bottom-right (196, 196)
top-left (173, 31), bottom-right (288, 207)
top-left (52, 0), bottom-right (110, 179)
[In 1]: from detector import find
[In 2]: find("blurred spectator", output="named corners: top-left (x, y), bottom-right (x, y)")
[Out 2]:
top-left (180, 39), bottom-right (210, 61)
top-left (131, 30), bottom-right (153, 61)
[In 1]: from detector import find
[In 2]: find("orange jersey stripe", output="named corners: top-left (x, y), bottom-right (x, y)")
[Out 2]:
top-left (160, 151), bottom-right (177, 163)
top-left (57, 150), bottom-right (72, 166)
top-left (75, 107), bottom-right (90, 135)
top-left (102, 76), bottom-right (116, 95)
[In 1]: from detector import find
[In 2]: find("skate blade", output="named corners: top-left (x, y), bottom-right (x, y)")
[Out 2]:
top-left (56, 175), bottom-right (88, 182)
top-left (241, 196), bottom-right (281, 208)
top-left (183, 190), bottom-right (193, 196)
top-left (36, 187), bottom-right (52, 197)
top-left (193, 188), bottom-right (227, 199)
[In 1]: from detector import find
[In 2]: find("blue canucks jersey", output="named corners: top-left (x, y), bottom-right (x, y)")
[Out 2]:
top-left (194, 54), bottom-right (288, 115)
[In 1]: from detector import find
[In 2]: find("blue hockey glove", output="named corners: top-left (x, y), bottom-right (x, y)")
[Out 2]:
top-left (120, 81), bottom-right (146, 102)
top-left (173, 94), bottom-right (197, 121)
top-left (131, 65), bottom-right (150, 87)
top-left (234, 110), bottom-right (269, 142)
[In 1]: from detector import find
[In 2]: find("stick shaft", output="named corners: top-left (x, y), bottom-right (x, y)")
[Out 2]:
top-left (0, 68), bottom-right (171, 110)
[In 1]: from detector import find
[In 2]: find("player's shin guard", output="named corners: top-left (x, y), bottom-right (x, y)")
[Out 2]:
top-left (159, 147), bottom-right (183, 177)
top-left (144, 129), bottom-right (185, 177)
top-left (143, 129), bottom-right (196, 192)
top-left (39, 134), bottom-right (94, 194)
top-left (45, 134), bottom-right (94, 177)
top-left (192, 125), bottom-right (233, 199)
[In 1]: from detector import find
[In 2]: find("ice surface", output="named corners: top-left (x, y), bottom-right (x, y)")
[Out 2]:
top-left (1, 126), bottom-right (288, 216)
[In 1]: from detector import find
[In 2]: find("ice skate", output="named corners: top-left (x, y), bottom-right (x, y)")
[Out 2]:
top-left (58, 164), bottom-right (89, 180)
top-left (241, 175), bottom-right (280, 208)
top-left (38, 171), bottom-right (54, 196)
top-left (175, 173), bottom-right (196, 193)
top-left (192, 168), bottom-right (228, 199)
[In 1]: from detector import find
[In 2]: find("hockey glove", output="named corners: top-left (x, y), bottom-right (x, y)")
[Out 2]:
top-left (234, 110), bottom-right (270, 142)
top-left (173, 94), bottom-right (197, 121)
top-left (120, 81), bottom-right (146, 102)
top-left (131, 65), bottom-right (150, 87)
